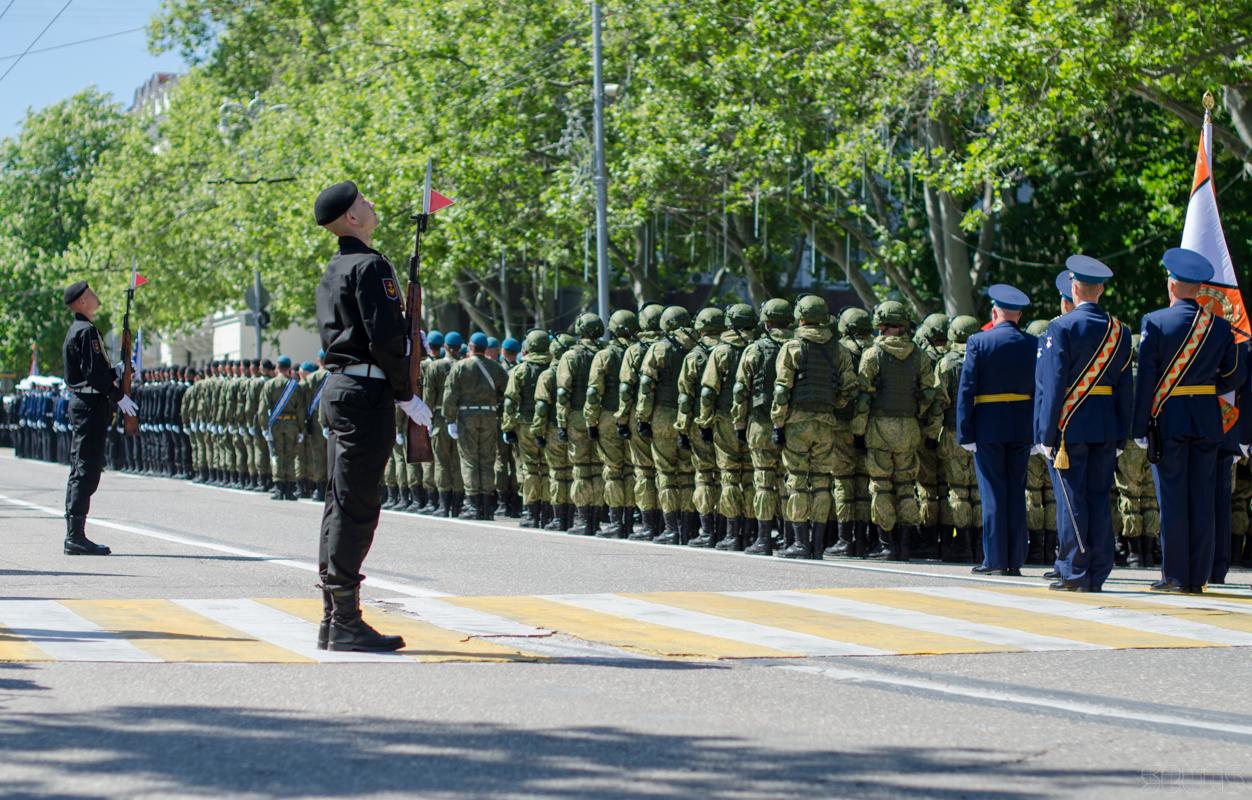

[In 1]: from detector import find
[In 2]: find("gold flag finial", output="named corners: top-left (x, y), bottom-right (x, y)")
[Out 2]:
top-left (1203, 91), bottom-right (1216, 112)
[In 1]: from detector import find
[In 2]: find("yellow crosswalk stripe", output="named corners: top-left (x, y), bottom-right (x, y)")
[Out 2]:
top-left (807, 588), bottom-right (1219, 650)
top-left (258, 599), bottom-right (541, 663)
top-left (627, 591), bottom-right (1017, 656)
top-left (61, 599), bottom-right (313, 663)
top-left (985, 588), bottom-right (1252, 638)
top-left (448, 595), bottom-right (797, 659)
top-left (0, 624), bottom-right (53, 662)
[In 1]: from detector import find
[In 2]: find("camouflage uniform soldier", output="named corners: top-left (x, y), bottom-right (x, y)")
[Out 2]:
top-left (416, 331), bottom-right (443, 512)
top-left (557, 313), bottom-right (606, 536)
top-left (858, 301), bottom-right (943, 560)
top-left (697, 303), bottom-right (757, 551)
top-left (827, 308), bottom-right (875, 557)
top-left (425, 331), bottom-right (464, 517)
top-left (732, 299), bottom-right (793, 555)
top-left (230, 363), bottom-right (252, 488)
top-left (771, 296), bottom-right (859, 559)
top-left (259, 356), bottom-right (306, 501)
top-left (533, 334), bottom-right (576, 531)
top-left (1114, 333), bottom-right (1158, 568)
top-left (914, 313), bottom-right (950, 558)
top-left (503, 330), bottom-right (553, 528)
top-left (494, 337), bottom-right (523, 518)
top-left (1230, 461), bottom-right (1251, 569)
top-left (636, 307), bottom-right (698, 544)
top-left (183, 371), bottom-right (207, 482)
top-left (585, 310), bottom-right (637, 538)
top-left (617, 303), bottom-right (665, 539)
top-left (443, 332), bottom-right (509, 520)
top-left (382, 404), bottom-right (408, 509)
top-left (1022, 319), bottom-right (1058, 565)
top-left (677, 307), bottom-right (726, 547)
top-left (936, 316), bottom-right (983, 562)
top-left (302, 360), bottom-right (330, 502)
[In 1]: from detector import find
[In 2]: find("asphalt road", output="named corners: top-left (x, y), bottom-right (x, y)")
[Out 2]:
top-left (2, 450), bottom-right (1250, 799)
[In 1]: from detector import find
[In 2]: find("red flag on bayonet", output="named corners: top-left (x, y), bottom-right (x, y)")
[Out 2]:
top-left (133, 274), bottom-right (148, 288)
top-left (428, 190), bottom-right (454, 214)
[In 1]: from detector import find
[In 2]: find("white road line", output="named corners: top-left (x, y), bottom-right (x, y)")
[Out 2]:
top-left (733, 590), bottom-right (1106, 652)
top-left (906, 587), bottom-right (1252, 646)
top-left (784, 664), bottom-right (1252, 738)
top-left (1112, 592), bottom-right (1252, 616)
top-left (0, 600), bottom-right (161, 662)
top-left (383, 597), bottom-right (660, 663)
top-left (0, 492), bottom-right (445, 599)
top-left (545, 593), bottom-right (891, 656)
top-left (174, 599), bottom-right (406, 663)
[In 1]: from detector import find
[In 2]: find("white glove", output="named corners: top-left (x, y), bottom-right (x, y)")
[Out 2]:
top-left (395, 433), bottom-right (404, 446)
top-left (1116, 448), bottom-right (1124, 457)
top-left (396, 395), bottom-right (433, 428)
top-left (448, 422), bottom-right (459, 440)
top-left (1041, 445), bottom-right (1055, 461)
top-left (297, 432), bottom-right (305, 444)
top-left (1134, 438), bottom-right (1148, 449)
top-left (960, 442), bottom-right (976, 453)
top-left (117, 395), bottom-right (138, 417)
top-left (248, 427), bottom-right (256, 436)
top-left (1241, 444), bottom-right (1250, 459)
top-left (263, 429), bottom-right (273, 443)
top-left (114, 362), bottom-right (125, 380)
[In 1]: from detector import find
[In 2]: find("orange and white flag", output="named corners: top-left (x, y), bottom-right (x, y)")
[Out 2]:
top-left (1183, 100), bottom-right (1248, 342)
top-left (1182, 98), bottom-right (1245, 432)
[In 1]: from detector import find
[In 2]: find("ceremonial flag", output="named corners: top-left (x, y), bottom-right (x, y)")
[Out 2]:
top-left (426, 189), bottom-right (454, 214)
top-left (1182, 94), bottom-right (1245, 431)
top-left (28, 342), bottom-right (39, 377)
top-left (1183, 96), bottom-right (1248, 342)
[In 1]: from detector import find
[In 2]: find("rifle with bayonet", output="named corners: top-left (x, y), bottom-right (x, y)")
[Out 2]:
top-left (404, 160), bottom-right (436, 463)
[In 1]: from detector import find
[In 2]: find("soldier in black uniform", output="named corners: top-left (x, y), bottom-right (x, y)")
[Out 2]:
top-left (61, 281), bottom-right (138, 555)
top-left (314, 180), bottom-right (433, 652)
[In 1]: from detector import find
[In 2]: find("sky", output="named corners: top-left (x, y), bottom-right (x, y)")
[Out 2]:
top-left (0, 0), bottom-right (185, 141)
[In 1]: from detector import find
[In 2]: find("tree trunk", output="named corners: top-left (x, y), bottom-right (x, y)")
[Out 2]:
top-left (455, 271), bottom-right (499, 338)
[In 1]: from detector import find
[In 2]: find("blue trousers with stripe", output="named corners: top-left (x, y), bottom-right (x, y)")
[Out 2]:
top-left (973, 442), bottom-right (1030, 570)
top-left (1151, 437), bottom-right (1218, 589)
top-left (1049, 442), bottom-right (1116, 590)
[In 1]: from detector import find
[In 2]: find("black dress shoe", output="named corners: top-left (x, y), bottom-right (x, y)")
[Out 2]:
top-left (1150, 579), bottom-right (1186, 593)
top-left (1049, 579), bottom-right (1090, 592)
top-left (1184, 584), bottom-right (1207, 594)
top-left (971, 565), bottom-right (1009, 575)
top-left (1043, 569), bottom-right (1060, 580)
top-left (1005, 568), bottom-right (1022, 577)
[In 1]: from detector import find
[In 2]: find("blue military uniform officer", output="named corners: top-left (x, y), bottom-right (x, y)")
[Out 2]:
top-left (1034, 255), bottom-right (1133, 592)
top-left (956, 284), bottom-right (1037, 575)
top-left (1132, 248), bottom-right (1243, 593)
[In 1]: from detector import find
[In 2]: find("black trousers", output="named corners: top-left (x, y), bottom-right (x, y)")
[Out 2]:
top-left (319, 374), bottom-right (395, 591)
top-left (65, 394), bottom-right (110, 517)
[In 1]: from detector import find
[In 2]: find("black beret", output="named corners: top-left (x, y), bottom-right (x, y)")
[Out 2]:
top-left (63, 280), bottom-right (89, 305)
top-left (314, 180), bottom-right (359, 225)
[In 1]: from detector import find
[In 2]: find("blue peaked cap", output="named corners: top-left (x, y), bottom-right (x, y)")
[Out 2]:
top-left (988, 283), bottom-right (1030, 310)
top-left (1163, 247), bottom-right (1214, 284)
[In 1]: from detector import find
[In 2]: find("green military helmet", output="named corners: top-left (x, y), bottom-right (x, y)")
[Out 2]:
top-left (609, 309), bottom-right (639, 338)
top-left (761, 298), bottom-right (792, 324)
top-left (694, 307), bottom-right (726, 334)
top-left (523, 328), bottom-right (550, 354)
top-left (639, 302), bottom-right (665, 332)
top-left (727, 303), bottom-right (757, 331)
top-left (949, 315), bottom-right (982, 344)
top-left (661, 305), bottom-right (691, 332)
top-left (872, 300), bottom-right (910, 329)
top-left (921, 312), bottom-right (950, 342)
top-left (794, 294), bottom-right (830, 325)
top-left (575, 312), bottom-right (605, 340)
top-left (1024, 319), bottom-right (1049, 337)
top-left (550, 332), bottom-right (577, 358)
top-left (838, 307), bottom-right (872, 337)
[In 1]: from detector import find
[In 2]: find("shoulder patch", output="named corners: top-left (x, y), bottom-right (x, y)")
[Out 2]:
top-left (381, 277), bottom-right (399, 301)
top-left (92, 339), bottom-right (102, 354)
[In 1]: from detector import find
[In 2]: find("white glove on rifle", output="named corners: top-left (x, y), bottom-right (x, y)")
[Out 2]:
top-left (395, 433), bottom-right (404, 446)
top-left (117, 395), bottom-right (138, 417)
top-left (297, 432), bottom-right (305, 444)
top-left (1134, 438), bottom-right (1148, 450)
top-left (959, 442), bottom-right (976, 453)
top-left (263, 429), bottom-right (273, 443)
top-left (396, 395), bottom-right (433, 429)
top-left (447, 422), bottom-right (459, 440)
top-left (1041, 445), bottom-right (1055, 461)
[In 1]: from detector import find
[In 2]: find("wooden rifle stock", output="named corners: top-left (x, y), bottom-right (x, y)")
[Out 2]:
top-left (405, 211), bottom-right (434, 464)
top-left (120, 287), bottom-right (138, 437)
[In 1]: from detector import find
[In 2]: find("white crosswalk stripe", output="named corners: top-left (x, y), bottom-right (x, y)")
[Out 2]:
top-left (0, 600), bottom-right (161, 662)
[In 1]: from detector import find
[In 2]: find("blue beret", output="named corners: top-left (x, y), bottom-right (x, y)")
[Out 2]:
top-left (486, 336), bottom-right (500, 349)
top-left (427, 331), bottom-right (444, 348)
top-left (1054, 270), bottom-right (1073, 301)
top-left (988, 283), bottom-right (1030, 310)
top-left (317, 349), bottom-right (325, 359)
top-left (444, 331), bottom-right (463, 349)
top-left (502, 337), bottom-right (521, 353)
top-left (1065, 254), bottom-right (1113, 284)
top-left (300, 361), bottom-right (317, 372)
top-left (1163, 247), bottom-right (1214, 284)
top-left (314, 180), bottom-right (358, 225)
top-left (277, 355), bottom-right (293, 368)
top-left (470, 332), bottom-right (489, 348)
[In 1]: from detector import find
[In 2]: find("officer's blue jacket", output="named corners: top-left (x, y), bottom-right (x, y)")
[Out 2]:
top-left (1034, 303), bottom-right (1133, 448)
top-left (957, 321), bottom-right (1037, 445)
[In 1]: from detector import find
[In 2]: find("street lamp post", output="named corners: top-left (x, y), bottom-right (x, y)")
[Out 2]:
top-left (590, 1), bottom-right (611, 332)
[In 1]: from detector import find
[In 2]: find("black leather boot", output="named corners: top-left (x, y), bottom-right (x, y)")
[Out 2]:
top-left (781, 522), bottom-right (810, 559)
top-left (317, 585), bottom-right (333, 650)
top-left (520, 501), bottom-right (541, 528)
top-left (1124, 536), bottom-right (1142, 567)
top-left (64, 514), bottom-right (110, 556)
top-left (327, 587), bottom-right (405, 652)
top-left (866, 526), bottom-right (894, 559)
top-left (811, 520), bottom-right (829, 560)
top-left (628, 509), bottom-right (655, 540)
top-left (544, 502), bottom-right (565, 530)
top-left (690, 514), bottom-right (716, 547)
top-left (458, 494), bottom-right (479, 520)
top-left (434, 491), bottom-right (452, 517)
top-left (745, 518), bottom-right (774, 555)
top-left (1028, 530), bottom-right (1045, 564)
top-left (827, 521), bottom-right (854, 557)
top-left (653, 511), bottom-right (681, 545)
top-left (270, 480), bottom-right (285, 500)
top-left (714, 516), bottom-right (742, 551)
top-left (581, 505), bottom-right (598, 535)
top-left (597, 507), bottom-right (621, 538)
top-left (382, 486), bottom-right (400, 510)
